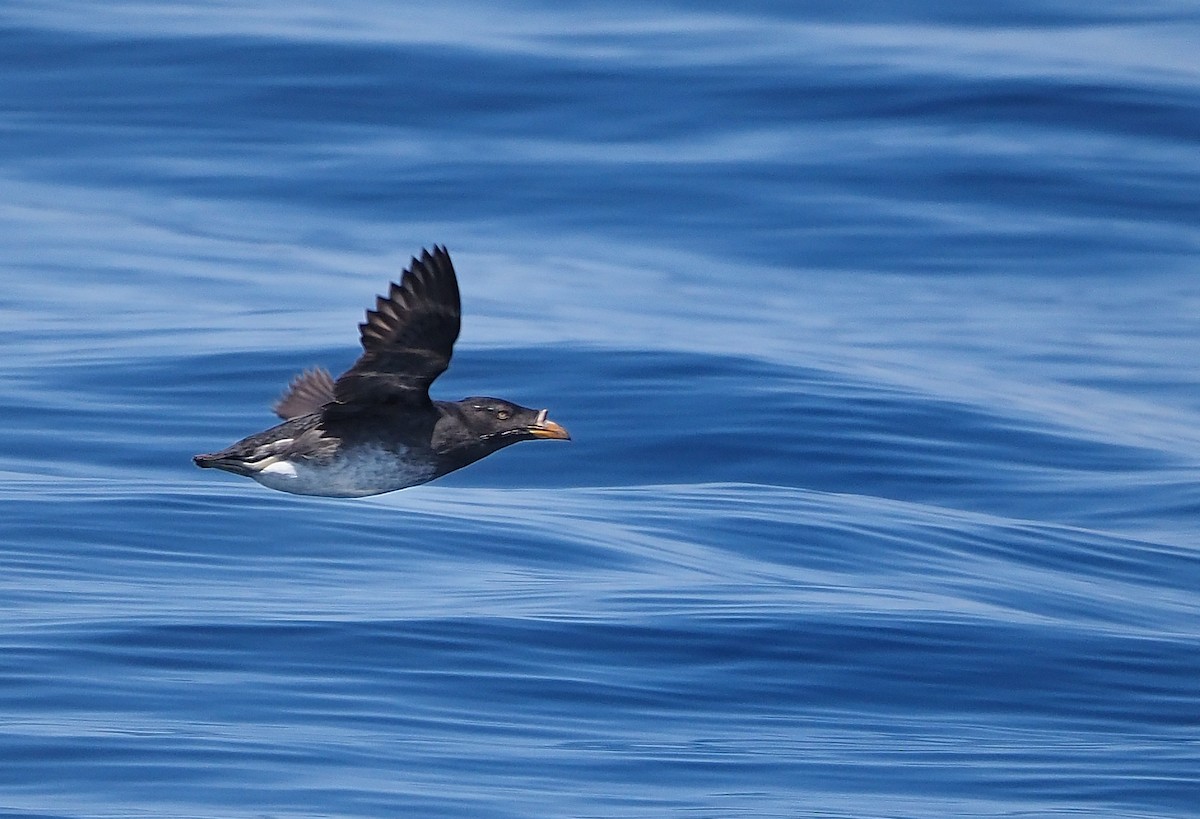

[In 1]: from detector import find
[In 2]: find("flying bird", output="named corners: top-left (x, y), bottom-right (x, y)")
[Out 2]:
top-left (193, 246), bottom-right (570, 496)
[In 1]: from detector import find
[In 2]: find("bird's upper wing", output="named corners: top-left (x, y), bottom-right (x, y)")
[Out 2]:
top-left (327, 246), bottom-right (461, 413)
top-left (273, 367), bottom-right (336, 419)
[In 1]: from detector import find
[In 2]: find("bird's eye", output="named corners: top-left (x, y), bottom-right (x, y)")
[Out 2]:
top-left (496, 409), bottom-right (511, 420)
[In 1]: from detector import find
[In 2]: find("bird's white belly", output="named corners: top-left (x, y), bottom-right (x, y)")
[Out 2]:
top-left (251, 445), bottom-right (436, 498)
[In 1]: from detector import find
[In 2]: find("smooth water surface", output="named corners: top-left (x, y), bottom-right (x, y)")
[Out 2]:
top-left (2, 2), bottom-right (1200, 816)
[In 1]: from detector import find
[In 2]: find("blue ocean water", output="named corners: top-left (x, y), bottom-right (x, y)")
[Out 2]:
top-left (2, 1), bottom-right (1200, 816)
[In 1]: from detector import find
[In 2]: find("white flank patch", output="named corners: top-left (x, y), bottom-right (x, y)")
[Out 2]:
top-left (259, 461), bottom-right (298, 478)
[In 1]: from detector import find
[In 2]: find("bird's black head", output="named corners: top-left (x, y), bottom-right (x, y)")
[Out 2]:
top-left (434, 397), bottom-right (570, 465)
top-left (460, 397), bottom-right (570, 443)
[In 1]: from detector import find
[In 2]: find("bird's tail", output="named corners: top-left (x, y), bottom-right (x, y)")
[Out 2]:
top-left (192, 452), bottom-right (256, 476)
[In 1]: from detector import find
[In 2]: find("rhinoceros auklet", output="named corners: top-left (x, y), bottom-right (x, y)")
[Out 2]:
top-left (193, 246), bottom-right (570, 497)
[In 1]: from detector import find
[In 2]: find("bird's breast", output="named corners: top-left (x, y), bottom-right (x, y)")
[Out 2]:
top-left (250, 443), bottom-right (437, 497)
